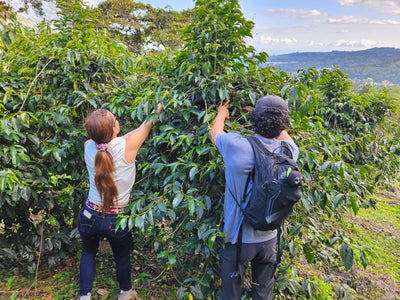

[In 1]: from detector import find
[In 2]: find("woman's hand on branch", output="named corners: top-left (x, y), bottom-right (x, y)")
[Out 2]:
top-left (152, 103), bottom-right (163, 114)
top-left (156, 103), bottom-right (163, 114)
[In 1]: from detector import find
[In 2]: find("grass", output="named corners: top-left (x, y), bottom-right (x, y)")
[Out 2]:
top-left (345, 196), bottom-right (400, 283)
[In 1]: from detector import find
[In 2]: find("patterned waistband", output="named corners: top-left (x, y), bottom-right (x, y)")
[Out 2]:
top-left (85, 199), bottom-right (128, 214)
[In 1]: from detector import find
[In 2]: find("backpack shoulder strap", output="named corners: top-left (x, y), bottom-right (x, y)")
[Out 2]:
top-left (247, 136), bottom-right (272, 156)
top-left (249, 136), bottom-right (294, 159)
top-left (281, 140), bottom-right (294, 159)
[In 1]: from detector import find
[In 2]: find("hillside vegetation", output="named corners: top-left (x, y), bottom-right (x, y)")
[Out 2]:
top-left (268, 47), bottom-right (400, 85)
top-left (0, 0), bottom-right (400, 299)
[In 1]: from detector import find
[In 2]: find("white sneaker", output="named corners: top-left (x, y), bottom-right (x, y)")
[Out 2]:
top-left (118, 289), bottom-right (141, 300)
top-left (77, 293), bottom-right (91, 300)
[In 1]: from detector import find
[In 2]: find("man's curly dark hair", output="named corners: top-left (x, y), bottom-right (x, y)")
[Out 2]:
top-left (250, 108), bottom-right (290, 138)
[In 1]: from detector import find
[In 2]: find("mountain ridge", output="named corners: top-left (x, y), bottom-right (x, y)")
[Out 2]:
top-left (267, 47), bottom-right (400, 85)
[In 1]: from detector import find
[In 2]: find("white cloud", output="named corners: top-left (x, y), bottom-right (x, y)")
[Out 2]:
top-left (335, 39), bottom-right (384, 47)
top-left (337, 0), bottom-right (400, 15)
top-left (265, 9), bottom-right (329, 19)
top-left (309, 41), bottom-right (325, 47)
top-left (259, 35), bottom-right (298, 46)
top-left (328, 16), bottom-right (400, 24)
top-left (337, 0), bottom-right (358, 5)
top-left (265, 8), bottom-right (400, 24)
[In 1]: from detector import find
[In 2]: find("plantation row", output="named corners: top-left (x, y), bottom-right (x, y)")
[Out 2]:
top-left (1, 0), bottom-right (399, 298)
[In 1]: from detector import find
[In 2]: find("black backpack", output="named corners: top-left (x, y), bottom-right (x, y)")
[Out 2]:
top-left (230, 136), bottom-right (303, 279)
top-left (237, 136), bottom-right (303, 231)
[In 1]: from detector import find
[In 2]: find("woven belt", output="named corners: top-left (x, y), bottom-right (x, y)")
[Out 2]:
top-left (85, 199), bottom-right (128, 214)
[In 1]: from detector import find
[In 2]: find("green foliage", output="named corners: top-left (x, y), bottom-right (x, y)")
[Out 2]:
top-left (0, 13), bottom-right (25, 51)
top-left (276, 267), bottom-right (337, 299)
top-left (1, 0), bottom-right (400, 299)
top-left (182, 0), bottom-right (267, 76)
top-left (0, 0), bottom-right (135, 272)
top-left (316, 68), bottom-right (392, 135)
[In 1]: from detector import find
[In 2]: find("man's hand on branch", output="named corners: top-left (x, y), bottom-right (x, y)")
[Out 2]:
top-left (217, 101), bottom-right (230, 120)
top-left (209, 101), bottom-right (230, 145)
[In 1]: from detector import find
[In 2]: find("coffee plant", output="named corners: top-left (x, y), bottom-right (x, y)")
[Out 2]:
top-left (0, 0), bottom-right (136, 272)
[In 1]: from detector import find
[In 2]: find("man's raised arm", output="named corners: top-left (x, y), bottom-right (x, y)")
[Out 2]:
top-left (209, 101), bottom-right (230, 145)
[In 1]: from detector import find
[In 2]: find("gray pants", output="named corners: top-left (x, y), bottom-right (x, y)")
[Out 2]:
top-left (220, 237), bottom-right (278, 300)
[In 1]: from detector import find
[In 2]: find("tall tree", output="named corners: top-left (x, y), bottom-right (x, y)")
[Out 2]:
top-left (98, 0), bottom-right (151, 54)
top-left (98, 0), bottom-right (191, 54)
top-left (146, 6), bottom-right (192, 52)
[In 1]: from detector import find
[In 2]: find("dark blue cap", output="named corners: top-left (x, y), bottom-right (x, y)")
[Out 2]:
top-left (254, 95), bottom-right (289, 114)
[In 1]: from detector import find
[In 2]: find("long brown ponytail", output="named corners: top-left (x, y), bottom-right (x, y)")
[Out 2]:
top-left (85, 109), bottom-right (118, 212)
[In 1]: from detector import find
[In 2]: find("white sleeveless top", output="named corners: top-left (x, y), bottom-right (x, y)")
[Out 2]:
top-left (85, 137), bottom-right (136, 206)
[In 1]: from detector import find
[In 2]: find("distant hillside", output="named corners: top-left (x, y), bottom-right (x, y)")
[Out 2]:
top-left (267, 47), bottom-right (400, 85)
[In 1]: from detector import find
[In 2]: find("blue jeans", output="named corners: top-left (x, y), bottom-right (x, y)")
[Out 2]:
top-left (220, 237), bottom-right (278, 300)
top-left (77, 204), bottom-right (133, 296)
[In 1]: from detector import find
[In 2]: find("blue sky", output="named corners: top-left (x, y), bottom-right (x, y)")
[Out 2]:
top-left (91, 0), bottom-right (400, 55)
